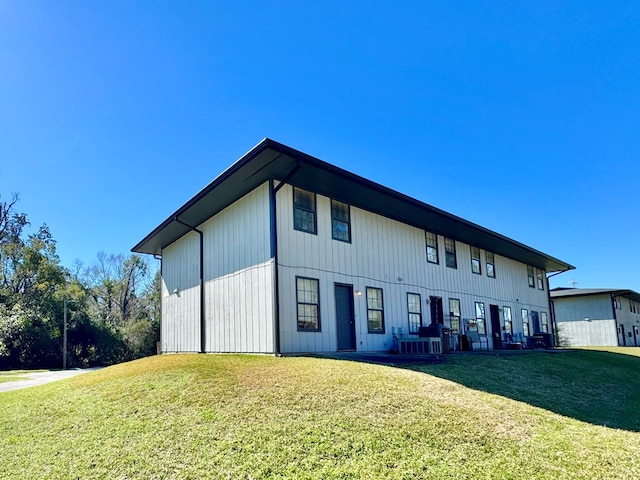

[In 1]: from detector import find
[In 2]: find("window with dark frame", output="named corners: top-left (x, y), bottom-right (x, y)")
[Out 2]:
top-left (471, 246), bottom-right (481, 274)
top-left (331, 199), bottom-right (351, 242)
top-left (536, 269), bottom-right (544, 290)
top-left (474, 302), bottom-right (486, 335)
top-left (541, 312), bottom-right (549, 333)
top-left (296, 276), bottom-right (320, 331)
top-left (293, 187), bottom-right (317, 234)
top-left (449, 298), bottom-right (461, 335)
top-left (445, 237), bottom-right (457, 269)
top-left (486, 252), bottom-right (495, 278)
top-left (425, 231), bottom-right (439, 264)
top-left (503, 306), bottom-right (512, 335)
top-left (407, 293), bottom-right (422, 334)
top-left (522, 309), bottom-right (530, 336)
top-left (527, 265), bottom-right (535, 288)
top-left (366, 287), bottom-right (385, 333)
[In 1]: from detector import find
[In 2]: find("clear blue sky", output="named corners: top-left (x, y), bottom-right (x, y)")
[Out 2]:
top-left (1, 1), bottom-right (638, 290)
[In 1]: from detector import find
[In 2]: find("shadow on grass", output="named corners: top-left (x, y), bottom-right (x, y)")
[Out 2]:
top-left (302, 349), bottom-right (640, 431)
top-left (403, 349), bottom-right (640, 432)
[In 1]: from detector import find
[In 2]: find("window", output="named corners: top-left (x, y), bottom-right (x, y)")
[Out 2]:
top-left (475, 302), bottom-right (486, 335)
top-left (541, 312), bottom-right (549, 333)
top-left (425, 231), bottom-right (439, 264)
top-left (503, 306), bottom-right (512, 335)
top-left (537, 269), bottom-right (544, 290)
top-left (445, 237), bottom-right (457, 268)
top-left (366, 287), bottom-right (385, 333)
top-left (293, 187), bottom-right (316, 234)
top-left (407, 293), bottom-right (422, 334)
top-left (331, 199), bottom-right (351, 242)
top-left (449, 298), bottom-right (461, 335)
top-left (527, 266), bottom-right (535, 288)
top-left (471, 246), bottom-right (481, 274)
top-left (296, 277), bottom-right (320, 331)
top-left (522, 309), bottom-right (530, 336)
top-left (486, 252), bottom-right (495, 278)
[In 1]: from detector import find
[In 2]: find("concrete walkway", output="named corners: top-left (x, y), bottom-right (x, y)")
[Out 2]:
top-left (0, 368), bottom-right (101, 393)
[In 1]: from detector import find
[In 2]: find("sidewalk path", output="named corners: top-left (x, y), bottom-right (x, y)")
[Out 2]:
top-left (0, 368), bottom-right (101, 393)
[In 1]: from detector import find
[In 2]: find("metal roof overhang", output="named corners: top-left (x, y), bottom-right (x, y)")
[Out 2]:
top-left (551, 288), bottom-right (640, 303)
top-left (132, 138), bottom-right (574, 273)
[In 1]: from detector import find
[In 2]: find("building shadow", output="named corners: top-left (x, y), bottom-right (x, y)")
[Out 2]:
top-left (304, 349), bottom-right (640, 432)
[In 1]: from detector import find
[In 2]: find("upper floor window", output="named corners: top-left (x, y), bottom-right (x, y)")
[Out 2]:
top-left (445, 237), bottom-right (457, 269)
top-left (407, 293), bottom-right (422, 334)
top-left (522, 309), bottom-right (530, 336)
top-left (425, 231), bottom-right (439, 264)
top-left (541, 312), bottom-right (549, 333)
top-left (296, 276), bottom-right (320, 331)
top-left (527, 266), bottom-right (535, 288)
top-left (331, 199), bottom-right (351, 243)
top-left (366, 287), bottom-right (385, 333)
top-left (470, 246), bottom-right (481, 274)
top-left (485, 252), bottom-right (495, 278)
top-left (536, 269), bottom-right (544, 290)
top-left (293, 187), bottom-right (317, 234)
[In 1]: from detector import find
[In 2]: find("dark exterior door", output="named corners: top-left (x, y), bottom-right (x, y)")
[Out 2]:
top-left (531, 311), bottom-right (540, 333)
top-left (335, 284), bottom-right (356, 350)
top-left (490, 304), bottom-right (501, 349)
top-left (430, 296), bottom-right (444, 324)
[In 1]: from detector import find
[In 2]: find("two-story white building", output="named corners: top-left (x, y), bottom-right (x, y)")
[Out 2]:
top-left (551, 288), bottom-right (640, 347)
top-left (132, 139), bottom-right (573, 354)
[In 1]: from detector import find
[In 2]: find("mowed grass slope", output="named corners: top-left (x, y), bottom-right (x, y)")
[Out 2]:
top-left (2, 351), bottom-right (640, 479)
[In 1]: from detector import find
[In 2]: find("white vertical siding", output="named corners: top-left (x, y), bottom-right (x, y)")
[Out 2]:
top-left (201, 182), bottom-right (274, 353)
top-left (553, 294), bottom-right (618, 346)
top-left (161, 182), bottom-right (274, 354)
top-left (161, 231), bottom-right (201, 352)
top-left (276, 183), bottom-right (551, 353)
top-left (614, 296), bottom-right (640, 346)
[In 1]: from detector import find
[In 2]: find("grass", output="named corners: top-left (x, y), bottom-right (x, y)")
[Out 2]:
top-left (1, 351), bottom-right (639, 479)
top-left (0, 370), bottom-right (40, 383)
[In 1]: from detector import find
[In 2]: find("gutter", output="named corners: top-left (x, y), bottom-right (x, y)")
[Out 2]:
top-left (174, 217), bottom-right (206, 354)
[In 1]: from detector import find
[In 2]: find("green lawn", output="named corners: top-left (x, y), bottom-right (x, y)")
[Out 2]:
top-left (0, 370), bottom-right (39, 383)
top-left (1, 350), bottom-right (639, 479)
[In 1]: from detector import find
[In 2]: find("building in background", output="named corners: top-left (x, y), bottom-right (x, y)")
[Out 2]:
top-left (551, 288), bottom-right (640, 347)
top-left (132, 139), bottom-right (574, 354)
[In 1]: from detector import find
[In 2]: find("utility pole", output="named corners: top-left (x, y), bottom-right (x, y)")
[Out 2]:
top-left (63, 298), bottom-right (67, 370)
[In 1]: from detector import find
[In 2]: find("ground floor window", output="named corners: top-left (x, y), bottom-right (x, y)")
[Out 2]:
top-left (407, 293), bottom-right (422, 334)
top-left (296, 277), bottom-right (320, 331)
top-left (475, 302), bottom-right (486, 335)
top-left (522, 309), bottom-right (530, 337)
top-left (541, 312), bottom-right (549, 333)
top-left (366, 287), bottom-right (385, 333)
top-left (503, 306), bottom-right (512, 335)
top-left (449, 298), bottom-right (461, 334)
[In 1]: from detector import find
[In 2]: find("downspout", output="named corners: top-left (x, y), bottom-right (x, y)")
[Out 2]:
top-left (546, 270), bottom-right (564, 348)
top-left (270, 161), bottom-right (302, 355)
top-left (175, 217), bottom-right (206, 354)
top-left (611, 294), bottom-right (621, 346)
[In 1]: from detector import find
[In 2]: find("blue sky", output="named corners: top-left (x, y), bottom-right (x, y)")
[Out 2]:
top-left (1, 1), bottom-right (638, 290)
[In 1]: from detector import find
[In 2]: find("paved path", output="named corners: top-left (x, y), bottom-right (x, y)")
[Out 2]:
top-left (0, 368), bottom-right (101, 393)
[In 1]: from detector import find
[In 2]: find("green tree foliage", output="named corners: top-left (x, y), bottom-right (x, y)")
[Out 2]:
top-left (0, 194), bottom-right (160, 369)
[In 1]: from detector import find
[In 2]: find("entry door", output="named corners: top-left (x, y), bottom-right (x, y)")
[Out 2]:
top-left (429, 296), bottom-right (444, 324)
top-left (618, 325), bottom-right (626, 346)
top-left (490, 304), bottom-right (501, 349)
top-left (531, 311), bottom-right (540, 333)
top-left (335, 284), bottom-right (356, 350)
